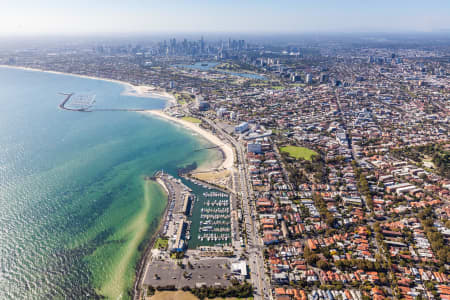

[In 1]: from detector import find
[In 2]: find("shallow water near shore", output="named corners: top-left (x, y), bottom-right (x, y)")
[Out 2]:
top-left (0, 67), bottom-right (220, 299)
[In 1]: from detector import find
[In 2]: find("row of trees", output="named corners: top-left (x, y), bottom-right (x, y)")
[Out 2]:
top-left (146, 285), bottom-right (177, 296)
top-left (334, 258), bottom-right (385, 273)
top-left (313, 193), bottom-right (336, 227)
top-left (418, 207), bottom-right (450, 265)
top-left (147, 281), bottom-right (253, 299)
top-left (187, 281), bottom-right (253, 300)
top-left (353, 162), bottom-right (374, 211)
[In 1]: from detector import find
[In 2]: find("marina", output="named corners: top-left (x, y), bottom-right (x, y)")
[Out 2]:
top-left (150, 170), bottom-right (232, 250)
top-left (58, 92), bottom-right (96, 112)
top-left (182, 177), bottom-right (232, 249)
top-left (142, 173), bottom-right (238, 295)
top-left (151, 171), bottom-right (194, 253)
top-left (58, 92), bottom-right (159, 113)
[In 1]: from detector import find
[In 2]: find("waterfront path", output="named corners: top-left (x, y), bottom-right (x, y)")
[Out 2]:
top-left (202, 117), bottom-right (273, 300)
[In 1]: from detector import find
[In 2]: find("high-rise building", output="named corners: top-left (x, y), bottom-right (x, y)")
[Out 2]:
top-left (235, 122), bottom-right (249, 134)
top-left (200, 36), bottom-right (205, 53)
top-left (217, 107), bottom-right (227, 118)
top-left (291, 73), bottom-right (301, 82)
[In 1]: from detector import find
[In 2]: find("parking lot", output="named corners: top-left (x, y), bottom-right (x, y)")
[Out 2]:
top-left (144, 256), bottom-right (233, 288)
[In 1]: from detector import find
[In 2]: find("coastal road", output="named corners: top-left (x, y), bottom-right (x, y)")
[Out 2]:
top-left (201, 117), bottom-right (272, 300)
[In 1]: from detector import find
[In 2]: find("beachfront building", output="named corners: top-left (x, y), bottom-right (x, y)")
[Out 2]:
top-left (235, 122), bottom-right (249, 134)
top-left (198, 101), bottom-right (210, 111)
top-left (217, 107), bottom-right (227, 118)
top-left (196, 95), bottom-right (210, 111)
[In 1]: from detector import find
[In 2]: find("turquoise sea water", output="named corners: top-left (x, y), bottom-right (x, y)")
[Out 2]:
top-left (0, 67), bottom-right (220, 299)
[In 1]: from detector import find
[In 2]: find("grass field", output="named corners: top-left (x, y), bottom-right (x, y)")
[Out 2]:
top-left (280, 145), bottom-right (318, 161)
top-left (270, 85), bottom-right (284, 90)
top-left (153, 238), bottom-right (168, 249)
top-left (174, 93), bottom-right (193, 105)
top-left (182, 116), bottom-right (202, 124)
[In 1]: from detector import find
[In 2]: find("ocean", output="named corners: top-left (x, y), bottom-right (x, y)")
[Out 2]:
top-left (0, 67), bottom-right (220, 299)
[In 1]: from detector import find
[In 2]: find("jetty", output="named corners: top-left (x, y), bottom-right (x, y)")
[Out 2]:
top-left (92, 108), bottom-right (147, 112)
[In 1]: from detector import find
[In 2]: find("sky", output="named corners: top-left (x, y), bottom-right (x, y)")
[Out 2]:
top-left (0, 0), bottom-right (449, 35)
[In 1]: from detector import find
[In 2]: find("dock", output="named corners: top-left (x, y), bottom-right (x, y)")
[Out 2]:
top-left (153, 171), bottom-right (194, 250)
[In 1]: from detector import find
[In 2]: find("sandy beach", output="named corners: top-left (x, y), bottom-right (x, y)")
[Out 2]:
top-left (0, 64), bottom-right (176, 105)
top-left (0, 64), bottom-right (235, 300)
top-left (142, 110), bottom-right (234, 172)
top-left (0, 64), bottom-right (231, 173)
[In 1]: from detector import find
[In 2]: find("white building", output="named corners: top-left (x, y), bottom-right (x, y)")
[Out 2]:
top-left (235, 122), bottom-right (249, 133)
top-left (231, 260), bottom-right (248, 279)
top-left (217, 107), bottom-right (227, 118)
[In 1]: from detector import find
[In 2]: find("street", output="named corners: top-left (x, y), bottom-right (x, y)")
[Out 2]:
top-left (202, 117), bottom-right (272, 300)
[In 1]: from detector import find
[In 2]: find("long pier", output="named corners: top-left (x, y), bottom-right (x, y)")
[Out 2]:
top-left (93, 108), bottom-right (147, 112)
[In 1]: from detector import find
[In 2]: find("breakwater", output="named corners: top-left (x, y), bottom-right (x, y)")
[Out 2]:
top-left (59, 92), bottom-right (151, 113)
top-left (0, 67), bottom-right (218, 300)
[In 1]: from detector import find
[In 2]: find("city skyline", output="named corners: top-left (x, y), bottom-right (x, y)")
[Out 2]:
top-left (1, 0), bottom-right (450, 35)
top-left (1, 2), bottom-right (449, 299)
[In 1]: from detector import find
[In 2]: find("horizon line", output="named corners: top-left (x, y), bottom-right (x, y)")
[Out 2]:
top-left (0, 30), bottom-right (449, 38)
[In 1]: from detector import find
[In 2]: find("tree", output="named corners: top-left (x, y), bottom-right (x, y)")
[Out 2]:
top-left (147, 285), bottom-right (155, 296)
top-left (306, 254), bottom-right (320, 265)
top-left (303, 246), bottom-right (313, 259)
top-left (317, 260), bottom-right (330, 270)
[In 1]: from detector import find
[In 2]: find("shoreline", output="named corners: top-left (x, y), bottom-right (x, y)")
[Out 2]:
top-left (0, 64), bottom-right (177, 106)
top-left (1, 64), bottom-right (235, 299)
top-left (133, 180), bottom-right (170, 300)
top-left (141, 110), bottom-right (234, 172)
top-left (0, 64), bottom-right (231, 173)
